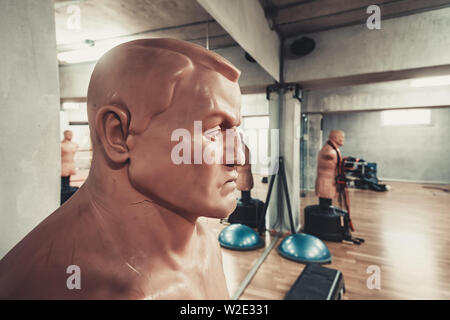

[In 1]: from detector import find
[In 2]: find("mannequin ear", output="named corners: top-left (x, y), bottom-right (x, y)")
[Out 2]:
top-left (95, 105), bottom-right (130, 164)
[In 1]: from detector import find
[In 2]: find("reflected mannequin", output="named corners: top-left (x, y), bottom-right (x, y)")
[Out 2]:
top-left (236, 145), bottom-right (253, 201)
top-left (61, 130), bottom-right (79, 204)
top-left (61, 130), bottom-right (78, 177)
top-left (0, 39), bottom-right (245, 299)
top-left (227, 144), bottom-right (264, 230)
top-left (315, 130), bottom-right (345, 205)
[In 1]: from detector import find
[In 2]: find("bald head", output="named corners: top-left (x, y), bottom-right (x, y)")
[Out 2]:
top-left (87, 38), bottom-right (240, 141)
top-left (329, 130), bottom-right (345, 147)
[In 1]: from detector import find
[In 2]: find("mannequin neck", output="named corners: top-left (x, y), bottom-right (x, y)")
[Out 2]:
top-left (81, 156), bottom-right (199, 256)
top-left (328, 139), bottom-right (340, 148)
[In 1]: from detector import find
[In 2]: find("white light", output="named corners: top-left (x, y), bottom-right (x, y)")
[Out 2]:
top-left (381, 109), bottom-right (431, 126)
top-left (410, 75), bottom-right (450, 87)
top-left (243, 116), bottom-right (270, 129)
top-left (62, 102), bottom-right (80, 110)
top-left (58, 46), bottom-right (112, 64)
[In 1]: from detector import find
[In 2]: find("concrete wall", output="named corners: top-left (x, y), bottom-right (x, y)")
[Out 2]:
top-left (59, 63), bottom-right (95, 99)
top-left (304, 79), bottom-right (450, 113)
top-left (0, 0), bottom-right (61, 258)
top-left (322, 107), bottom-right (450, 183)
top-left (285, 8), bottom-right (450, 88)
top-left (59, 45), bottom-right (274, 98)
top-left (216, 46), bottom-right (275, 93)
top-left (303, 114), bottom-right (323, 191)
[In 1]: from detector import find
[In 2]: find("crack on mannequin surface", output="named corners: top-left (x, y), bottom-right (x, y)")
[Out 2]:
top-left (0, 38), bottom-right (244, 299)
top-left (315, 130), bottom-right (345, 205)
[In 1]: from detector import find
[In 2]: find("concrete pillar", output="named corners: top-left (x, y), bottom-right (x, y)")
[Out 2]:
top-left (267, 91), bottom-right (301, 232)
top-left (266, 92), bottom-right (280, 231)
top-left (197, 0), bottom-right (280, 81)
top-left (0, 0), bottom-right (60, 258)
top-left (305, 114), bottom-right (323, 191)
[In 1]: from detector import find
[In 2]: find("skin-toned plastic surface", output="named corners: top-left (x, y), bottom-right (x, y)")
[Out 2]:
top-left (236, 145), bottom-right (254, 191)
top-left (315, 130), bottom-right (345, 200)
top-left (0, 38), bottom-right (244, 299)
top-left (61, 130), bottom-right (78, 177)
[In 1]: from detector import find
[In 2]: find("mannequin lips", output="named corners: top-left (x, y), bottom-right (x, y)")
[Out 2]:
top-left (224, 169), bottom-right (238, 185)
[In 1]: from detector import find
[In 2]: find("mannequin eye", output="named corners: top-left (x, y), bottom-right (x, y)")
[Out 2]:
top-left (204, 126), bottom-right (222, 141)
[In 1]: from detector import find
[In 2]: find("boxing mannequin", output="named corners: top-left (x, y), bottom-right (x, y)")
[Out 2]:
top-left (0, 39), bottom-right (245, 299)
top-left (228, 145), bottom-right (264, 228)
top-left (315, 130), bottom-right (345, 206)
top-left (60, 130), bottom-right (79, 204)
top-left (61, 130), bottom-right (78, 178)
top-left (236, 145), bottom-right (254, 202)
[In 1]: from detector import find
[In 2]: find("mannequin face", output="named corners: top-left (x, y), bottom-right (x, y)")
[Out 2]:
top-left (330, 130), bottom-right (345, 147)
top-left (336, 132), bottom-right (345, 146)
top-left (64, 130), bottom-right (72, 141)
top-left (127, 69), bottom-right (243, 220)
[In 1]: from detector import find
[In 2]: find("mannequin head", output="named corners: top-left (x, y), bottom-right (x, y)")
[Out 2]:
top-left (329, 130), bottom-right (345, 147)
top-left (86, 39), bottom-right (243, 220)
top-left (63, 130), bottom-right (73, 141)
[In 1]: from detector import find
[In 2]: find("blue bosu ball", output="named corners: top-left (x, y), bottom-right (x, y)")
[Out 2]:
top-left (278, 233), bottom-right (332, 264)
top-left (218, 224), bottom-right (264, 251)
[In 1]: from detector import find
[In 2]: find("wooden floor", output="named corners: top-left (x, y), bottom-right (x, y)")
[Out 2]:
top-left (203, 178), bottom-right (450, 300)
top-left (71, 172), bottom-right (450, 299)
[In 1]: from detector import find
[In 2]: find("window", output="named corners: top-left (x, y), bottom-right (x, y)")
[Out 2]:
top-left (381, 109), bottom-right (431, 126)
top-left (242, 116), bottom-right (269, 129)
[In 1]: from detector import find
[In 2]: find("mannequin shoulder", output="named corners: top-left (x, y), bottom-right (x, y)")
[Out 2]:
top-left (319, 145), bottom-right (337, 160)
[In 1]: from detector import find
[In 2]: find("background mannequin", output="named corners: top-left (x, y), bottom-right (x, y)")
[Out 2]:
top-left (236, 145), bottom-right (254, 201)
top-left (228, 145), bottom-right (264, 229)
top-left (0, 39), bottom-right (244, 299)
top-left (315, 130), bottom-right (345, 206)
top-left (60, 130), bottom-right (79, 204)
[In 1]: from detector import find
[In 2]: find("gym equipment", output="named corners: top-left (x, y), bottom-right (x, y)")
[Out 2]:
top-left (218, 223), bottom-right (264, 251)
top-left (278, 233), bottom-right (333, 264)
top-left (227, 192), bottom-right (265, 229)
top-left (272, 157), bottom-right (332, 264)
top-left (284, 263), bottom-right (345, 300)
top-left (304, 204), bottom-right (364, 245)
top-left (219, 157), bottom-right (331, 265)
top-left (345, 158), bottom-right (388, 192)
top-left (60, 176), bottom-right (79, 205)
top-left (327, 140), bottom-right (355, 231)
top-left (219, 143), bottom-right (265, 251)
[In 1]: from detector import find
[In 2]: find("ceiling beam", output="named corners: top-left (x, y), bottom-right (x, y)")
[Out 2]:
top-left (197, 0), bottom-right (280, 81)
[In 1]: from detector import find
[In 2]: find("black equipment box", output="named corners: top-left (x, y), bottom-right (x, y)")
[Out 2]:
top-left (284, 263), bottom-right (345, 300)
top-left (304, 205), bottom-right (351, 242)
top-left (228, 198), bottom-right (264, 229)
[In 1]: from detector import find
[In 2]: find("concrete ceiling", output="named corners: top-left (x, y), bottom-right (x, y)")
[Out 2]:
top-left (54, 0), bottom-right (235, 53)
top-left (54, 0), bottom-right (450, 64)
top-left (261, 0), bottom-right (450, 37)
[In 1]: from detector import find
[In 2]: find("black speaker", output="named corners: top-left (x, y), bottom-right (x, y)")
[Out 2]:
top-left (290, 37), bottom-right (315, 57)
